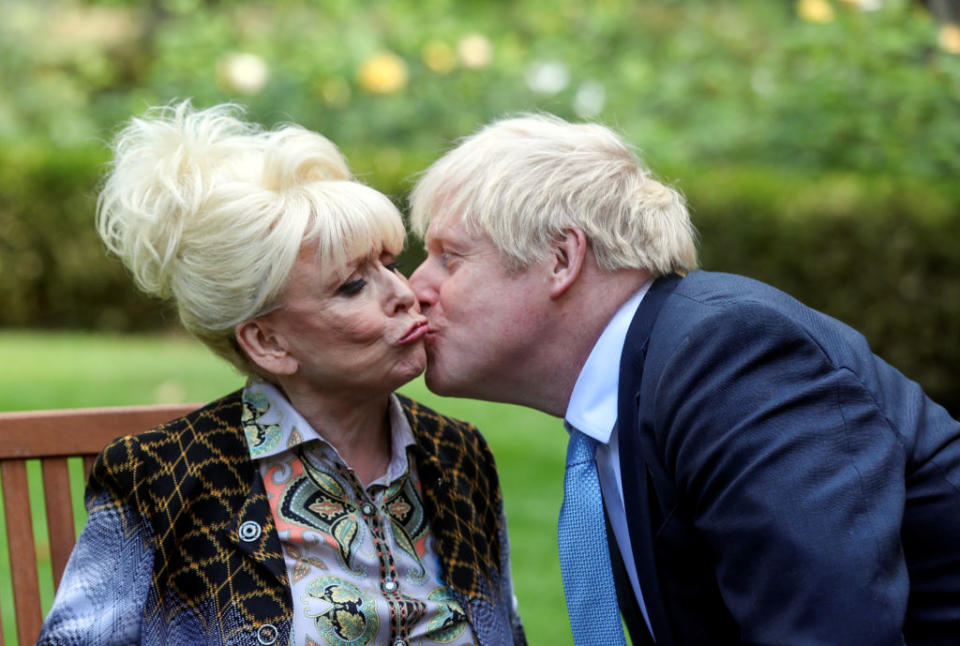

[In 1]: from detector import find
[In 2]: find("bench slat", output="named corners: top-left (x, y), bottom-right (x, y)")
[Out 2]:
top-left (42, 457), bottom-right (76, 587)
top-left (0, 404), bottom-right (198, 459)
top-left (1, 459), bottom-right (42, 646)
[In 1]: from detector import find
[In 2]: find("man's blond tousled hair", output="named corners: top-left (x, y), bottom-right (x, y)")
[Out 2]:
top-left (97, 101), bottom-right (404, 372)
top-left (410, 113), bottom-right (697, 275)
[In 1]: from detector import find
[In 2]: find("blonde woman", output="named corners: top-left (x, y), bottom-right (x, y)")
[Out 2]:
top-left (38, 102), bottom-right (525, 646)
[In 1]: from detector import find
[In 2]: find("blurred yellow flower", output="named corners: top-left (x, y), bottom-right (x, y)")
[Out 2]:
top-left (939, 23), bottom-right (960, 55)
top-left (798, 0), bottom-right (835, 23)
top-left (457, 33), bottom-right (493, 69)
top-left (422, 40), bottom-right (456, 75)
top-left (358, 52), bottom-right (408, 94)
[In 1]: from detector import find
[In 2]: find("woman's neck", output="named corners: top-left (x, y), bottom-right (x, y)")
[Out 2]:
top-left (278, 381), bottom-right (393, 486)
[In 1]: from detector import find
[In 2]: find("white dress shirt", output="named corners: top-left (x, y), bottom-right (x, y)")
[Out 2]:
top-left (564, 280), bottom-right (654, 638)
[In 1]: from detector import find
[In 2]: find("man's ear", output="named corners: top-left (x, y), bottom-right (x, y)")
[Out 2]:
top-left (234, 319), bottom-right (298, 376)
top-left (549, 226), bottom-right (588, 299)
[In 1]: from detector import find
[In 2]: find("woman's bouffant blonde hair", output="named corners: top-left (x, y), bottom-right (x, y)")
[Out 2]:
top-left (410, 113), bottom-right (697, 276)
top-left (97, 101), bottom-right (405, 372)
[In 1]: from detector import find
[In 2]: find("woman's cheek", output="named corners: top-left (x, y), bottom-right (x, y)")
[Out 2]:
top-left (336, 316), bottom-right (386, 345)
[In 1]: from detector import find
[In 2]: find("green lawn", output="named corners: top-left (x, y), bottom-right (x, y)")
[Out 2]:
top-left (0, 329), bottom-right (570, 645)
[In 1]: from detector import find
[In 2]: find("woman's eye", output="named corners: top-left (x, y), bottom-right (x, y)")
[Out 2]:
top-left (385, 260), bottom-right (402, 273)
top-left (337, 278), bottom-right (366, 295)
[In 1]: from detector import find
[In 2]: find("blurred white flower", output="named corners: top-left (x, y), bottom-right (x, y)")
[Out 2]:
top-left (457, 33), bottom-right (493, 69)
top-left (573, 80), bottom-right (605, 118)
top-left (840, 0), bottom-right (883, 10)
top-left (217, 52), bottom-right (269, 95)
top-left (525, 60), bottom-right (570, 95)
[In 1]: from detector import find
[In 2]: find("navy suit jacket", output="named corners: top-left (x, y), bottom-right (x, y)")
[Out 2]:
top-left (615, 271), bottom-right (960, 646)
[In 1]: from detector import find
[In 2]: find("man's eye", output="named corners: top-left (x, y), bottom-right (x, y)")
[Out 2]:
top-left (337, 278), bottom-right (366, 295)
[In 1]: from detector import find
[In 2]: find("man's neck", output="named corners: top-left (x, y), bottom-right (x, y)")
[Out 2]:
top-left (532, 267), bottom-right (652, 418)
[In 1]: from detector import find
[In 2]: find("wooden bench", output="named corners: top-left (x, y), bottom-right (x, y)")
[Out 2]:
top-left (0, 403), bottom-right (198, 646)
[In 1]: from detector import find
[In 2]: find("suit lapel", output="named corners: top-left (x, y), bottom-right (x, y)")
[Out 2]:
top-left (607, 512), bottom-right (655, 646)
top-left (617, 273), bottom-right (682, 646)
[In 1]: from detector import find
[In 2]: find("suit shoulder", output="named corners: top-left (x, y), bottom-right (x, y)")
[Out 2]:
top-left (663, 271), bottom-right (834, 337)
top-left (674, 270), bottom-right (792, 307)
top-left (642, 274), bottom-right (855, 395)
top-left (668, 271), bottom-right (864, 354)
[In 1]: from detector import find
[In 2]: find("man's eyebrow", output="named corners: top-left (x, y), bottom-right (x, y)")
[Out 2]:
top-left (439, 238), bottom-right (470, 254)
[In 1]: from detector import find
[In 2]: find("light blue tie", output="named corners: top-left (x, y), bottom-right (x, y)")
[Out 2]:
top-left (558, 426), bottom-right (627, 646)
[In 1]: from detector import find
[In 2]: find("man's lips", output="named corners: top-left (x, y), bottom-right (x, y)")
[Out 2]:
top-left (398, 319), bottom-right (429, 344)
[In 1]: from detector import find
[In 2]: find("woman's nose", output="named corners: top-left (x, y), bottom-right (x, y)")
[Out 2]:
top-left (384, 265), bottom-right (418, 313)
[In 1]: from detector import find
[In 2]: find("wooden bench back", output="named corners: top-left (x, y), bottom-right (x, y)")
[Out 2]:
top-left (0, 404), bottom-right (198, 646)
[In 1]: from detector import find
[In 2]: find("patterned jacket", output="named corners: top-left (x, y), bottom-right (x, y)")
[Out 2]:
top-left (38, 391), bottom-right (526, 646)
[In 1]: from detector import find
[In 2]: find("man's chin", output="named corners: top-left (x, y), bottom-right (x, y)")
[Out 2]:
top-left (423, 365), bottom-right (454, 396)
top-left (423, 363), bottom-right (471, 398)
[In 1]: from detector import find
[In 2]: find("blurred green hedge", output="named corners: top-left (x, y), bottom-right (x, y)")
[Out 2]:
top-left (0, 142), bottom-right (176, 330)
top-left (681, 166), bottom-right (960, 416)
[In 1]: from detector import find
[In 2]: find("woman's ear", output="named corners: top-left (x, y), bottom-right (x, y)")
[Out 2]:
top-left (549, 226), bottom-right (588, 299)
top-left (234, 319), bottom-right (298, 376)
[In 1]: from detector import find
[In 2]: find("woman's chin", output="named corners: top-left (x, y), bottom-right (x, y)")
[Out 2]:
top-left (389, 346), bottom-right (428, 389)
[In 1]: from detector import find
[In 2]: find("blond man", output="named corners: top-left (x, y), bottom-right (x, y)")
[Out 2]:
top-left (408, 113), bottom-right (960, 646)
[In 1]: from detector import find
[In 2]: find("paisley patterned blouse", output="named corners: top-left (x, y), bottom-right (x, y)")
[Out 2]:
top-left (243, 381), bottom-right (476, 645)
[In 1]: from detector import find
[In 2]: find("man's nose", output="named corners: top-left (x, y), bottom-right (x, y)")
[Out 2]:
top-left (409, 261), bottom-right (435, 306)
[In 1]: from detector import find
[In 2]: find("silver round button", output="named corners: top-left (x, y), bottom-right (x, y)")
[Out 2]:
top-left (392, 639), bottom-right (407, 646)
top-left (239, 520), bottom-right (262, 542)
top-left (361, 503), bottom-right (375, 515)
top-left (383, 579), bottom-right (398, 592)
top-left (257, 623), bottom-right (278, 645)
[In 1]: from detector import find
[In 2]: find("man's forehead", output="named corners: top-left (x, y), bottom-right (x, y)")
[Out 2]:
top-left (426, 213), bottom-right (470, 242)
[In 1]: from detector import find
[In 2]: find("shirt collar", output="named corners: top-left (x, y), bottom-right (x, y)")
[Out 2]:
top-left (564, 280), bottom-right (652, 445)
top-left (241, 380), bottom-right (415, 483)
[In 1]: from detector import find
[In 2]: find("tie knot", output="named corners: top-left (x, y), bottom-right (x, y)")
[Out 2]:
top-left (565, 428), bottom-right (598, 467)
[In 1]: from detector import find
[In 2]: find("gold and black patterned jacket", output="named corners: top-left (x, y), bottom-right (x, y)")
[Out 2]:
top-left (37, 390), bottom-right (527, 646)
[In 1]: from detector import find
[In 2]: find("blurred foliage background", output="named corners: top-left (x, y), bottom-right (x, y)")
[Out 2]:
top-left (1, 0), bottom-right (958, 403)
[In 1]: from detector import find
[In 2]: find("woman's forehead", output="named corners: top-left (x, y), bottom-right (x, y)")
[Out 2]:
top-left (299, 236), bottom-right (395, 274)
